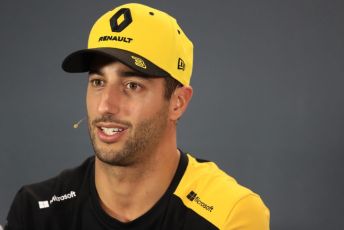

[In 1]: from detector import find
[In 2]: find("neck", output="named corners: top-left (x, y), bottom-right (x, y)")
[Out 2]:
top-left (94, 139), bottom-right (180, 222)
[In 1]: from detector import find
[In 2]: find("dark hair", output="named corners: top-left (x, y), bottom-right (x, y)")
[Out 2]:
top-left (164, 76), bottom-right (182, 100)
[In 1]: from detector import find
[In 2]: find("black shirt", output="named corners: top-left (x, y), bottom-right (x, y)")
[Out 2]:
top-left (5, 152), bottom-right (269, 230)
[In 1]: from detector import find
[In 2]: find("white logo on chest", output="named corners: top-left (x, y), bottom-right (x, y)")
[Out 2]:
top-left (38, 191), bottom-right (76, 209)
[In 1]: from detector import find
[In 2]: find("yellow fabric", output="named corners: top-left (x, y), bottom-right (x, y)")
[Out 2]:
top-left (88, 3), bottom-right (193, 86)
top-left (174, 154), bottom-right (270, 229)
top-left (224, 194), bottom-right (270, 229)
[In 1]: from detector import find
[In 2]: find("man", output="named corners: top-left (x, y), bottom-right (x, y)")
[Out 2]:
top-left (5, 3), bottom-right (269, 230)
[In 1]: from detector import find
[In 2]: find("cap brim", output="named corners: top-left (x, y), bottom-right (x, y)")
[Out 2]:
top-left (62, 48), bottom-right (170, 77)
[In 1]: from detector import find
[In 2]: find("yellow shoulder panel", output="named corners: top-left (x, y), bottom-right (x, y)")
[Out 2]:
top-left (174, 154), bottom-right (269, 229)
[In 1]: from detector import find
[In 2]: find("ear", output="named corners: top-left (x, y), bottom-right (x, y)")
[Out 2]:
top-left (169, 86), bottom-right (193, 121)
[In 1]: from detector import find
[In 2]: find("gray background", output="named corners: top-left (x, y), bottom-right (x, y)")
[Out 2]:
top-left (1, 0), bottom-right (343, 229)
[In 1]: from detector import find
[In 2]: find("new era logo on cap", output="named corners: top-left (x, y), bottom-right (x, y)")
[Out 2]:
top-left (178, 58), bottom-right (185, 71)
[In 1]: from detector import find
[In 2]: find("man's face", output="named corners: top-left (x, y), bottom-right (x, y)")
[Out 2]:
top-left (86, 57), bottom-right (170, 167)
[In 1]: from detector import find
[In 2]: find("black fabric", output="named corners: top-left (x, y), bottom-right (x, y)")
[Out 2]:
top-left (62, 48), bottom-right (170, 78)
top-left (4, 152), bottom-right (218, 230)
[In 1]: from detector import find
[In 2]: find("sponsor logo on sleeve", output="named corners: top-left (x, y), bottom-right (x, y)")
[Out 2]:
top-left (187, 190), bottom-right (214, 212)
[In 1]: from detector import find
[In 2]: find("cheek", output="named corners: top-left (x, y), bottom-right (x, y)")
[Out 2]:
top-left (132, 96), bottom-right (168, 119)
top-left (86, 89), bottom-right (97, 116)
top-left (122, 102), bottom-right (143, 121)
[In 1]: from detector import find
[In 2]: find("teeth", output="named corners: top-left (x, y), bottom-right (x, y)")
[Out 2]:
top-left (101, 127), bottom-right (123, 135)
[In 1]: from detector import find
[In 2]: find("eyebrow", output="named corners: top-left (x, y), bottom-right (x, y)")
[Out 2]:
top-left (88, 68), bottom-right (150, 79)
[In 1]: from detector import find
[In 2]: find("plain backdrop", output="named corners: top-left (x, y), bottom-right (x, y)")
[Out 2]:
top-left (1, 0), bottom-right (344, 229)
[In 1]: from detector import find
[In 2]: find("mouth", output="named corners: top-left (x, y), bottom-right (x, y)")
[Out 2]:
top-left (100, 127), bottom-right (124, 136)
top-left (95, 123), bottom-right (129, 143)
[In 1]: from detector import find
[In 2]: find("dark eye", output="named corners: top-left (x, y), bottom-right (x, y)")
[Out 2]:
top-left (90, 79), bottom-right (104, 87)
top-left (125, 82), bottom-right (140, 90)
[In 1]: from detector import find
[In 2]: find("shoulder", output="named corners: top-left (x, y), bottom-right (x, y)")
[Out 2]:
top-left (174, 153), bottom-right (270, 229)
top-left (19, 156), bottom-right (93, 201)
top-left (6, 157), bottom-right (94, 229)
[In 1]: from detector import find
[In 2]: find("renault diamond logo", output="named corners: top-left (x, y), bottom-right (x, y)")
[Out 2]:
top-left (110, 8), bottom-right (133, 32)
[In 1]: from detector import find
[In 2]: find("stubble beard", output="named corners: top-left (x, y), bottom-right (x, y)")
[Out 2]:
top-left (88, 107), bottom-right (169, 167)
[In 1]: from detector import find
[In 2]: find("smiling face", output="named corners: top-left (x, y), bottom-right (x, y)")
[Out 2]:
top-left (86, 56), bottom-right (171, 167)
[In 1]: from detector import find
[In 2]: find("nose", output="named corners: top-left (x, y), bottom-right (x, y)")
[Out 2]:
top-left (97, 86), bottom-right (121, 116)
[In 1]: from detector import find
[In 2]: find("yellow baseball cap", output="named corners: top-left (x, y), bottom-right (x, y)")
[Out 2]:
top-left (62, 3), bottom-right (193, 86)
